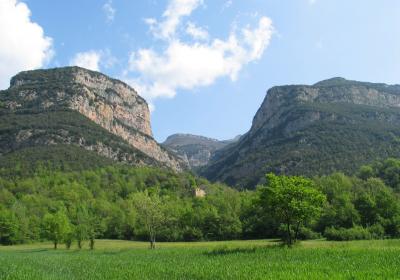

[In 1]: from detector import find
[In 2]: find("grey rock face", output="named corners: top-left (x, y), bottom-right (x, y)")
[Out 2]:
top-left (163, 133), bottom-right (240, 169)
top-left (201, 78), bottom-right (400, 189)
top-left (1, 67), bottom-right (186, 171)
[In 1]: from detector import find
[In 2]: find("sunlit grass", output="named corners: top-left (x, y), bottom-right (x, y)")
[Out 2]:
top-left (1, 239), bottom-right (400, 279)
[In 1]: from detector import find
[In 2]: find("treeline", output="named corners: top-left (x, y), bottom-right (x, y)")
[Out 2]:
top-left (1, 158), bottom-right (400, 247)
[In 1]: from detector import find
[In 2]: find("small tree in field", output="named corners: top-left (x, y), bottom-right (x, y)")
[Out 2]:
top-left (43, 210), bottom-right (71, 249)
top-left (75, 207), bottom-right (89, 249)
top-left (260, 173), bottom-right (326, 246)
top-left (132, 191), bottom-right (164, 249)
top-left (87, 211), bottom-right (104, 250)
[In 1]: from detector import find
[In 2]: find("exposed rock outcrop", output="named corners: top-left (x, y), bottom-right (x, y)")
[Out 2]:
top-left (163, 133), bottom-right (240, 169)
top-left (201, 78), bottom-right (400, 188)
top-left (0, 67), bottom-right (186, 171)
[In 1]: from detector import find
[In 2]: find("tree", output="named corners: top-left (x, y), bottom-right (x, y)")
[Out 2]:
top-left (131, 192), bottom-right (164, 249)
top-left (74, 207), bottom-right (89, 249)
top-left (87, 208), bottom-right (105, 250)
top-left (0, 209), bottom-right (19, 245)
top-left (260, 173), bottom-right (326, 246)
top-left (65, 226), bottom-right (75, 249)
top-left (43, 210), bottom-right (71, 249)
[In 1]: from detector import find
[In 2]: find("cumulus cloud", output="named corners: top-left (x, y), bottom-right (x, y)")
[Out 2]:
top-left (70, 49), bottom-right (117, 72)
top-left (103, 0), bottom-right (116, 23)
top-left (0, 0), bottom-right (53, 89)
top-left (70, 51), bottom-right (101, 71)
top-left (186, 22), bottom-right (209, 40)
top-left (126, 0), bottom-right (273, 101)
top-left (147, 0), bottom-right (204, 40)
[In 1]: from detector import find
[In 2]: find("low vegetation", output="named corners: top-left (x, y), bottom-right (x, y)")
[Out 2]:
top-left (1, 239), bottom-right (400, 279)
top-left (1, 158), bottom-right (400, 248)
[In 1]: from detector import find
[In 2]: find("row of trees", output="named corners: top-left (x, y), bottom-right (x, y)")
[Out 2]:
top-left (1, 158), bottom-right (400, 248)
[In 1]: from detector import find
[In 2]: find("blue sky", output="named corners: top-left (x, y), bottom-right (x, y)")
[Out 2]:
top-left (1, 0), bottom-right (399, 142)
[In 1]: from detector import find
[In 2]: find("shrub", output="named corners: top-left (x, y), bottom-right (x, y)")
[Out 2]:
top-left (324, 226), bottom-right (372, 241)
top-left (297, 227), bottom-right (322, 240)
top-left (368, 224), bottom-right (385, 239)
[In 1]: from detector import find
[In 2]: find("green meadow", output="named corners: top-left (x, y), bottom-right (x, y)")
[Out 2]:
top-left (1, 239), bottom-right (400, 280)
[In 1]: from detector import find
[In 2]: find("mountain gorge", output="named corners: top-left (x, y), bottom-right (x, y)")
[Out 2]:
top-left (162, 134), bottom-right (240, 169)
top-left (0, 67), bottom-right (186, 172)
top-left (2, 67), bottom-right (400, 190)
top-left (201, 78), bottom-right (400, 188)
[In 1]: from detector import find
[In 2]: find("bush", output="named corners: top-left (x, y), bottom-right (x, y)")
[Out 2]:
top-left (297, 227), bottom-right (322, 240)
top-left (368, 224), bottom-right (385, 239)
top-left (324, 226), bottom-right (372, 241)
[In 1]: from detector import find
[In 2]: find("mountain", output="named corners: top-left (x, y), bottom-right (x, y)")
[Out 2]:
top-left (0, 67), bottom-right (186, 173)
top-left (201, 77), bottom-right (400, 188)
top-left (162, 133), bottom-right (240, 169)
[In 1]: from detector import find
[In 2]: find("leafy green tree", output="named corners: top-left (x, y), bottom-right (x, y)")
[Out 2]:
top-left (74, 206), bottom-right (89, 249)
top-left (0, 209), bottom-right (19, 245)
top-left (314, 173), bottom-right (360, 231)
top-left (87, 210), bottom-right (105, 250)
top-left (65, 224), bottom-right (75, 249)
top-left (131, 191), bottom-right (164, 249)
top-left (43, 210), bottom-right (71, 249)
top-left (260, 173), bottom-right (326, 246)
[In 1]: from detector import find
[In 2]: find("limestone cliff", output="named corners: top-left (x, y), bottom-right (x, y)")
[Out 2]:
top-left (0, 67), bottom-right (186, 171)
top-left (201, 78), bottom-right (400, 188)
top-left (163, 133), bottom-right (240, 169)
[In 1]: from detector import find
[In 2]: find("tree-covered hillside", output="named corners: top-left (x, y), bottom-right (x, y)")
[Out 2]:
top-left (1, 158), bottom-right (400, 246)
top-left (0, 108), bottom-right (160, 173)
top-left (202, 78), bottom-right (400, 188)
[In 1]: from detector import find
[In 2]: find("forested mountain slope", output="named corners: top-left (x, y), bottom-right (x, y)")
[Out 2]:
top-left (0, 67), bottom-right (186, 172)
top-left (201, 78), bottom-right (400, 188)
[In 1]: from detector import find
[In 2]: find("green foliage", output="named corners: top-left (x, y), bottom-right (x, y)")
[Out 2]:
top-left (0, 108), bottom-right (159, 175)
top-left (314, 171), bottom-right (400, 240)
top-left (202, 102), bottom-right (400, 188)
top-left (324, 226), bottom-right (372, 241)
top-left (0, 165), bottom-right (242, 245)
top-left (259, 174), bottom-right (326, 245)
top-left (1, 156), bottom-right (400, 246)
top-left (43, 210), bottom-right (71, 249)
top-left (0, 209), bottom-right (19, 245)
top-left (131, 192), bottom-right (164, 249)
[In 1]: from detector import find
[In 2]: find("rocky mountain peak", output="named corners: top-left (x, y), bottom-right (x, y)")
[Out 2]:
top-left (251, 78), bottom-right (400, 135)
top-left (1, 67), bottom-right (186, 171)
top-left (201, 78), bottom-right (400, 188)
top-left (163, 133), bottom-right (240, 169)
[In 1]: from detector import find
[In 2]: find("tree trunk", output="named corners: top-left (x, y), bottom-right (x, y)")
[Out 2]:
top-left (90, 238), bottom-right (94, 250)
top-left (150, 235), bottom-right (156, 249)
top-left (286, 223), bottom-right (292, 246)
top-left (78, 240), bottom-right (82, 249)
top-left (54, 241), bottom-right (58, 250)
top-left (294, 222), bottom-right (301, 243)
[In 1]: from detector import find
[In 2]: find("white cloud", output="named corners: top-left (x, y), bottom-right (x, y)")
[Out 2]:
top-left (186, 22), bottom-right (209, 40)
top-left (0, 0), bottom-right (53, 89)
top-left (148, 0), bottom-right (204, 40)
top-left (70, 51), bottom-right (102, 71)
top-left (126, 1), bottom-right (273, 102)
top-left (103, 0), bottom-right (116, 23)
top-left (70, 49), bottom-right (117, 71)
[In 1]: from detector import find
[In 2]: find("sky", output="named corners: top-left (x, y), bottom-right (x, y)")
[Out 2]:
top-left (1, 0), bottom-right (399, 142)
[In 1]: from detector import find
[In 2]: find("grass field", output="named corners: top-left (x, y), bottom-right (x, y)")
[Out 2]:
top-left (1, 239), bottom-right (400, 279)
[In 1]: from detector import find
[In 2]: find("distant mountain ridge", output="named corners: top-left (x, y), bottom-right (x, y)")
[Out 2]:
top-left (200, 77), bottom-right (400, 188)
top-left (0, 67), bottom-right (186, 172)
top-left (163, 133), bottom-right (240, 169)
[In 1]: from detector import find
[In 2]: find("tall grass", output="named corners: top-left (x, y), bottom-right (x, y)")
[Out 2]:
top-left (1, 239), bottom-right (399, 279)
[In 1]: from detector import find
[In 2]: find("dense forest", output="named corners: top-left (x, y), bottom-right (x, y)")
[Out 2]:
top-left (1, 158), bottom-right (400, 247)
